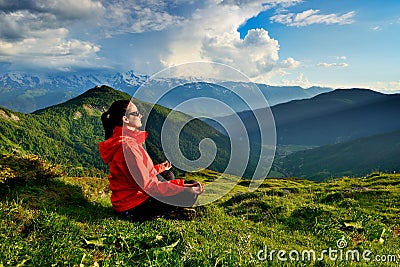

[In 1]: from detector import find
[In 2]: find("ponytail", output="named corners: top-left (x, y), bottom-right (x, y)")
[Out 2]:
top-left (101, 100), bottom-right (130, 140)
top-left (101, 110), bottom-right (113, 140)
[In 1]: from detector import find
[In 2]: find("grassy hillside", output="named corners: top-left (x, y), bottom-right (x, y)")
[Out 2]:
top-left (0, 85), bottom-right (231, 176)
top-left (1, 154), bottom-right (399, 266)
top-left (279, 130), bottom-right (400, 181)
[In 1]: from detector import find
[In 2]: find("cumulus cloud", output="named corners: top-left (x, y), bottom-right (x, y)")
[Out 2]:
top-left (0, 0), bottom-right (303, 75)
top-left (202, 29), bottom-right (279, 77)
top-left (317, 62), bottom-right (349, 68)
top-left (0, 0), bottom-right (105, 71)
top-left (0, 10), bottom-right (68, 42)
top-left (280, 57), bottom-right (301, 68)
top-left (270, 9), bottom-right (355, 27)
top-left (0, 0), bottom-right (188, 71)
top-left (0, 27), bottom-right (101, 71)
top-left (160, 0), bottom-right (303, 82)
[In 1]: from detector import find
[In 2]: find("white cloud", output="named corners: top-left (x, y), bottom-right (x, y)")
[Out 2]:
top-left (317, 62), bottom-right (349, 68)
top-left (0, 0), bottom-right (184, 37)
top-left (0, 0), bottom-right (304, 75)
top-left (270, 9), bottom-right (355, 27)
top-left (160, 0), bottom-right (302, 82)
top-left (335, 56), bottom-right (347, 60)
top-left (0, 10), bottom-right (56, 41)
top-left (369, 80), bottom-right (400, 93)
top-left (38, 0), bottom-right (105, 20)
top-left (0, 0), bottom-right (105, 71)
top-left (279, 73), bottom-right (311, 88)
top-left (0, 26), bottom-right (101, 71)
top-left (219, 0), bottom-right (302, 8)
top-left (280, 57), bottom-right (301, 68)
top-left (101, 1), bottom-right (184, 35)
top-left (370, 26), bottom-right (382, 31)
top-left (0, 0), bottom-right (105, 21)
top-left (202, 28), bottom-right (279, 77)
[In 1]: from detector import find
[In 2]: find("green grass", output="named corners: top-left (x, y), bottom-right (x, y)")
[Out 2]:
top-left (1, 160), bottom-right (400, 266)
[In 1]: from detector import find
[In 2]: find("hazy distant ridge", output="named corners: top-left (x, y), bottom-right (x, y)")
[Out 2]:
top-left (0, 71), bottom-right (332, 113)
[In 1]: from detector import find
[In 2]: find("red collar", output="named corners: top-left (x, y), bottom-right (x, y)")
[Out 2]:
top-left (113, 126), bottom-right (148, 144)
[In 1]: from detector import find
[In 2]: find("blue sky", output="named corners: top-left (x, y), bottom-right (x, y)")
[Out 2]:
top-left (0, 0), bottom-right (399, 91)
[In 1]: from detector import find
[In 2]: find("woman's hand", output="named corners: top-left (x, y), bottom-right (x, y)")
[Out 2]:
top-left (184, 182), bottom-right (205, 195)
top-left (161, 160), bottom-right (172, 170)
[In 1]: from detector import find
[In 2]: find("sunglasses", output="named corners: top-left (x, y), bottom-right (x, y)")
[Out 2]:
top-left (127, 111), bottom-right (141, 117)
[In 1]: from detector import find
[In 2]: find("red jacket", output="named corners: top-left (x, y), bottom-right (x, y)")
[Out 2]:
top-left (99, 126), bottom-right (184, 212)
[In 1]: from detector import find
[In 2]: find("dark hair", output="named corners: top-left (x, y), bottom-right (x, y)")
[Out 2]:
top-left (101, 100), bottom-right (130, 140)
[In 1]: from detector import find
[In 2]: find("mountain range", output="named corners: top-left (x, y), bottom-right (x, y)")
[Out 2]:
top-left (0, 85), bottom-right (231, 176)
top-left (273, 89), bottom-right (400, 145)
top-left (0, 71), bottom-right (145, 113)
top-left (209, 88), bottom-right (400, 146)
top-left (1, 83), bottom-right (399, 181)
top-left (203, 88), bottom-right (400, 179)
top-left (0, 71), bottom-right (331, 114)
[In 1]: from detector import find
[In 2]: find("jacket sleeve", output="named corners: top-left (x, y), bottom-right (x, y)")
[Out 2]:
top-left (153, 163), bottom-right (166, 174)
top-left (122, 142), bottom-right (184, 197)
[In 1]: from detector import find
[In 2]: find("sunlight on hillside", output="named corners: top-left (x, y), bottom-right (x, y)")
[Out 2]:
top-left (1, 154), bottom-right (399, 266)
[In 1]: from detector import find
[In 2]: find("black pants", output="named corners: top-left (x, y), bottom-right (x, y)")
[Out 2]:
top-left (118, 171), bottom-right (198, 222)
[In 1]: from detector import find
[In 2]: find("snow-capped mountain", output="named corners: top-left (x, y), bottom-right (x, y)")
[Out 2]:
top-left (0, 71), bottom-right (150, 113)
top-left (0, 71), bottom-right (148, 91)
top-left (0, 70), bottom-right (332, 114)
